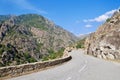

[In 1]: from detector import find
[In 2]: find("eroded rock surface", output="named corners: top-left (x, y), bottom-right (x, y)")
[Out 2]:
top-left (0, 14), bottom-right (78, 67)
top-left (85, 10), bottom-right (120, 60)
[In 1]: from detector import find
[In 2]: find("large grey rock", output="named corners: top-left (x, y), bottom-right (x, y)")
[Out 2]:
top-left (107, 54), bottom-right (115, 60)
top-left (97, 54), bottom-right (102, 59)
top-left (101, 52), bottom-right (107, 59)
top-left (85, 10), bottom-right (120, 60)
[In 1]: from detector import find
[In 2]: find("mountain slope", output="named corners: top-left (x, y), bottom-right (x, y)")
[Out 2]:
top-left (0, 14), bottom-right (78, 67)
top-left (85, 10), bottom-right (120, 60)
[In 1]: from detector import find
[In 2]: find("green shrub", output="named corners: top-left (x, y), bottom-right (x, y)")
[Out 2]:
top-left (76, 44), bottom-right (83, 48)
top-left (48, 49), bottom-right (55, 54)
top-left (37, 43), bottom-right (43, 48)
top-left (42, 48), bottom-right (65, 61)
top-left (28, 57), bottom-right (37, 63)
top-left (76, 38), bottom-right (85, 49)
top-left (24, 52), bottom-right (31, 59)
top-left (106, 18), bottom-right (111, 22)
top-left (49, 53), bottom-right (57, 59)
top-left (23, 52), bottom-right (37, 63)
top-left (42, 55), bottom-right (49, 61)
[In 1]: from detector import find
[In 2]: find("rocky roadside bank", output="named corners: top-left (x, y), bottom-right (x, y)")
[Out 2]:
top-left (85, 10), bottom-right (120, 61)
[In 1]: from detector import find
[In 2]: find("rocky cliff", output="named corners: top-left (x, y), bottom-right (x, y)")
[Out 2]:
top-left (0, 14), bottom-right (78, 67)
top-left (85, 10), bottom-right (120, 60)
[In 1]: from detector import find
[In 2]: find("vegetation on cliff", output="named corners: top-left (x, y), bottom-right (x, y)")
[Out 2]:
top-left (76, 38), bottom-right (85, 49)
top-left (0, 14), bottom-right (78, 67)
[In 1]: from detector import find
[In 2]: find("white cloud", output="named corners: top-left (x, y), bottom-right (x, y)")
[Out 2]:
top-left (85, 24), bottom-right (92, 28)
top-left (10, 0), bottom-right (47, 14)
top-left (83, 9), bottom-right (117, 22)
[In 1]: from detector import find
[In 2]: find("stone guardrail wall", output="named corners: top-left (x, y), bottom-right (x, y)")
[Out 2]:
top-left (0, 54), bottom-right (72, 78)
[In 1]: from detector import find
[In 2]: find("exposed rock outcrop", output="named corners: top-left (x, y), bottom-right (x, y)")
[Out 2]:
top-left (85, 10), bottom-right (120, 60)
top-left (0, 14), bottom-right (78, 67)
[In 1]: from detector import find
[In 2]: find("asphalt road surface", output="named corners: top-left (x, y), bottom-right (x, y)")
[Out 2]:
top-left (9, 49), bottom-right (120, 80)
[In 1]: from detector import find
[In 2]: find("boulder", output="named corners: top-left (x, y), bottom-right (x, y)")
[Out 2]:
top-left (97, 54), bottom-right (102, 59)
top-left (101, 52), bottom-right (107, 59)
top-left (85, 10), bottom-right (120, 60)
top-left (106, 54), bottom-right (115, 60)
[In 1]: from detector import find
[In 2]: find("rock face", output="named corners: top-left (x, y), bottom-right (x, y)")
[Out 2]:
top-left (0, 14), bottom-right (78, 67)
top-left (85, 10), bottom-right (120, 60)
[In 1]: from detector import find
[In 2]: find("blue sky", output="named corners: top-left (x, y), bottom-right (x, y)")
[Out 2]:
top-left (0, 0), bottom-right (120, 36)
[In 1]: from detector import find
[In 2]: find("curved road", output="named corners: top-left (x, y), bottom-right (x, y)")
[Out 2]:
top-left (9, 49), bottom-right (120, 80)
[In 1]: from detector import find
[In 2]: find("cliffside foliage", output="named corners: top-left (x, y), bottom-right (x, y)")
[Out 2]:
top-left (42, 48), bottom-right (65, 61)
top-left (106, 18), bottom-right (111, 22)
top-left (76, 38), bottom-right (85, 49)
top-left (0, 14), bottom-right (77, 67)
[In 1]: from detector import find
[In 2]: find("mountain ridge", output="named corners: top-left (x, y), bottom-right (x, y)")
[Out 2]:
top-left (0, 14), bottom-right (78, 67)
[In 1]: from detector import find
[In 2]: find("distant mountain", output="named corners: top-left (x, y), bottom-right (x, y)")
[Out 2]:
top-left (74, 33), bottom-right (90, 49)
top-left (78, 34), bottom-right (90, 40)
top-left (0, 14), bottom-right (78, 67)
top-left (85, 10), bottom-right (120, 60)
top-left (0, 15), bottom-right (11, 23)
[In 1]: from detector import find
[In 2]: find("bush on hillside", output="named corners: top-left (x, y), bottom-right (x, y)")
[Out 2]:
top-left (76, 38), bottom-right (85, 49)
top-left (106, 18), bottom-right (111, 22)
top-left (42, 48), bottom-right (65, 61)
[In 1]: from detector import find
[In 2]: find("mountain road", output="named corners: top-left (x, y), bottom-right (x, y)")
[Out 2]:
top-left (9, 49), bottom-right (120, 80)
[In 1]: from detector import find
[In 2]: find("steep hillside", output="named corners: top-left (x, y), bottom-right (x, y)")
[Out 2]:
top-left (0, 15), bottom-right (11, 23)
top-left (0, 14), bottom-right (78, 67)
top-left (85, 10), bottom-right (120, 60)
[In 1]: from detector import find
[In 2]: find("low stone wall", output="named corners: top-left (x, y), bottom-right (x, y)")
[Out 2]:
top-left (0, 55), bottom-right (72, 78)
